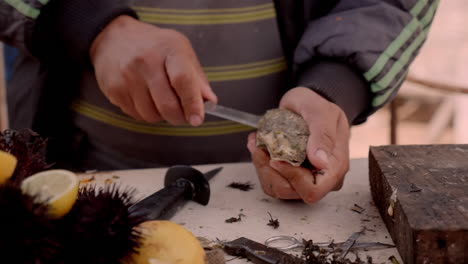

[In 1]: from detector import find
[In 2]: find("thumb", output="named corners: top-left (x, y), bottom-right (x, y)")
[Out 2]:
top-left (279, 87), bottom-right (338, 170)
top-left (306, 125), bottom-right (335, 170)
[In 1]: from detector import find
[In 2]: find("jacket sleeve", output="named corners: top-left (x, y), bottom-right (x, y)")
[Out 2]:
top-left (294, 0), bottom-right (439, 124)
top-left (0, 0), bottom-right (42, 54)
top-left (0, 0), bottom-right (136, 64)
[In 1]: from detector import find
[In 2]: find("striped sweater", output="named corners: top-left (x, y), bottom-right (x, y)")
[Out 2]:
top-left (70, 0), bottom-right (287, 168)
top-left (1, 0), bottom-right (439, 170)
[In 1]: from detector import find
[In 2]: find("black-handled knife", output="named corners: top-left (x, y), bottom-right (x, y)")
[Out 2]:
top-left (128, 165), bottom-right (223, 221)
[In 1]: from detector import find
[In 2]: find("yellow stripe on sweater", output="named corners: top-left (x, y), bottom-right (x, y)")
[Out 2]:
top-left (75, 101), bottom-right (239, 127)
top-left (205, 60), bottom-right (286, 82)
top-left (71, 56), bottom-right (286, 135)
top-left (71, 101), bottom-right (255, 136)
top-left (137, 6), bottom-right (276, 25)
top-left (203, 57), bottom-right (284, 71)
top-left (132, 3), bottom-right (273, 14)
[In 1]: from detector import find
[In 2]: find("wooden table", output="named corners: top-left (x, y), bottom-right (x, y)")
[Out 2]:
top-left (79, 159), bottom-right (402, 263)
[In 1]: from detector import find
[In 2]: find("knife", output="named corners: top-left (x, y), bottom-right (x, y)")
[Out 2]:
top-left (205, 101), bottom-right (316, 170)
top-left (204, 101), bottom-right (261, 128)
top-left (223, 237), bottom-right (304, 264)
top-left (128, 166), bottom-right (222, 221)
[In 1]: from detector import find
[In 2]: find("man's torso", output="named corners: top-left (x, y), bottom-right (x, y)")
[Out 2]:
top-left (70, 0), bottom-right (287, 169)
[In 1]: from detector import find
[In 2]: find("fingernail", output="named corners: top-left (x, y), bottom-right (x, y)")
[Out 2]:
top-left (189, 115), bottom-right (202, 126)
top-left (209, 91), bottom-right (218, 102)
top-left (204, 84), bottom-right (218, 102)
top-left (315, 149), bottom-right (329, 166)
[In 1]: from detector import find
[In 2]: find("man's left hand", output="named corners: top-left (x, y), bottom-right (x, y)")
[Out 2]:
top-left (247, 87), bottom-right (351, 204)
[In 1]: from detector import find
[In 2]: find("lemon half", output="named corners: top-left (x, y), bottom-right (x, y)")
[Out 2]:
top-left (0, 150), bottom-right (17, 184)
top-left (21, 169), bottom-right (79, 218)
top-left (130, 221), bottom-right (205, 264)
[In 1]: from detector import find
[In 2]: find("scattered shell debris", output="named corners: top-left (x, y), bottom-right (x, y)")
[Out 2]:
top-left (80, 176), bottom-right (95, 184)
top-left (387, 189), bottom-right (398, 217)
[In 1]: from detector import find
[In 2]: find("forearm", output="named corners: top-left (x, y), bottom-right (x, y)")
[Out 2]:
top-left (0, 0), bottom-right (136, 64)
top-left (296, 60), bottom-right (370, 125)
top-left (0, 0), bottom-right (44, 54)
top-left (32, 0), bottom-right (136, 65)
top-left (294, 0), bottom-right (439, 124)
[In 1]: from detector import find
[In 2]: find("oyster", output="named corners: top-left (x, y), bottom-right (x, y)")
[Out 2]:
top-left (256, 108), bottom-right (309, 167)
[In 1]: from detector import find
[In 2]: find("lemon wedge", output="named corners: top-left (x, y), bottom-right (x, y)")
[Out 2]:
top-left (0, 150), bottom-right (17, 184)
top-left (21, 169), bottom-right (79, 218)
top-left (130, 221), bottom-right (205, 264)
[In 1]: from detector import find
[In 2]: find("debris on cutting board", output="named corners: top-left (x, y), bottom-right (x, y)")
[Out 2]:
top-left (301, 239), bottom-right (375, 264)
top-left (197, 237), bottom-right (226, 264)
top-left (205, 248), bottom-right (226, 264)
top-left (256, 109), bottom-right (309, 167)
top-left (224, 236), bottom-right (380, 264)
top-left (388, 255), bottom-right (400, 264)
top-left (104, 178), bottom-right (113, 185)
top-left (227, 181), bottom-right (254, 191)
top-left (198, 237), bottom-right (221, 250)
top-left (409, 183), bottom-right (421, 193)
top-left (350, 204), bottom-right (365, 214)
top-left (225, 213), bottom-right (245, 223)
top-left (363, 227), bottom-right (376, 233)
top-left (267, 212), bottom-right (280, 229)
top-left (80, 176), bottom-right (95, 184)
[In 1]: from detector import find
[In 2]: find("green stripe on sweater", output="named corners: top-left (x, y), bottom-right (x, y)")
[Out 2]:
top-left (5, 0), bottom-right (40, 18)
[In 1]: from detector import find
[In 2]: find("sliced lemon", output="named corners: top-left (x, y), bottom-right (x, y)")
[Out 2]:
top-left (130, 221), bottom-right (205, 264)
top-left (0, 150), bottom-right (17, 184)
top-left (21, 169), bottom-right (79, 218)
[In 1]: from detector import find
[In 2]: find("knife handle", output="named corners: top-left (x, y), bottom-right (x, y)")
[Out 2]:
top-left (223, 237), bottom-right (304, 264)
top-left (129, 178), bottom-right (192, 221)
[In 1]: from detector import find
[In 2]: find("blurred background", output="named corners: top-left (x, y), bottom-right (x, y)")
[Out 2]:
top-left (349, 0), bottom-right (468, 157)
top-left (0, 0), bottom-right (466, 159)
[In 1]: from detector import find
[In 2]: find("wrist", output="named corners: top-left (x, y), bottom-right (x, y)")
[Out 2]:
top-left (90, 15), bottom-right (137, 63)
top-left (296, 60), bottom-right (371, 125)
top-left (280, 87), bottom-right (349, 125)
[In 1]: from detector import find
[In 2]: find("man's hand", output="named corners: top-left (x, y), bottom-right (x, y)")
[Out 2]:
top-left (90, 15), bottom-right (217, 126)
top-left (247, 87), bottom-right (350, 203)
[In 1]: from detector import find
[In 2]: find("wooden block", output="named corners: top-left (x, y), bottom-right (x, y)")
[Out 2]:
top-left (369, 145), bottom-right (468, 264)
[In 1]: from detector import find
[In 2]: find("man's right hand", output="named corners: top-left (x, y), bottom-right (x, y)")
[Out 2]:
top-left (90, 15), bottom-right (217, 126)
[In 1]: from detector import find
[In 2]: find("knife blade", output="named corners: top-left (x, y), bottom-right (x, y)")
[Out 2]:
top-left (204, 101), bottom-right (261, 128)
top-left (338, 230), bottom-right (363, 260)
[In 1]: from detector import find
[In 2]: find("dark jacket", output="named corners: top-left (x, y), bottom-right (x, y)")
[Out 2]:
top-left (1, 0), bottom-right (438, 158)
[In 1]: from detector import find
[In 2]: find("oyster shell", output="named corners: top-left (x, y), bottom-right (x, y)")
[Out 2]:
top-left (256, 108), bottom-right (309, 167)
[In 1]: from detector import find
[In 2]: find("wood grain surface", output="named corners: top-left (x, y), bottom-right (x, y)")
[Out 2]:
top-left (369, 145), bottom-right (468, 264)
